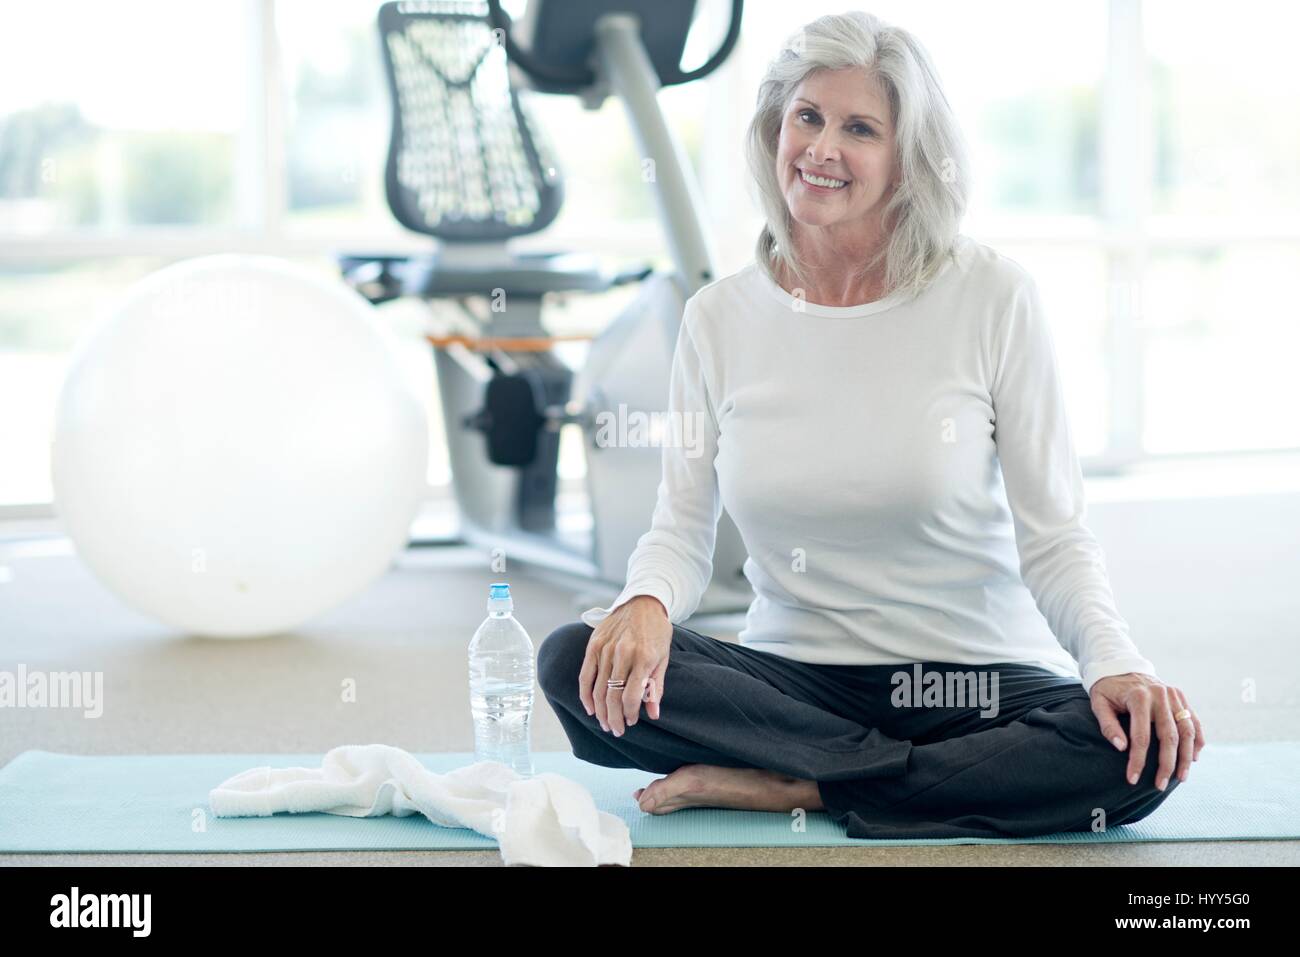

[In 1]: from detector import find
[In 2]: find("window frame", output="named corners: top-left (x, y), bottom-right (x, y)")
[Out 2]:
top-left (2, 0), bottom-right (1298, 519)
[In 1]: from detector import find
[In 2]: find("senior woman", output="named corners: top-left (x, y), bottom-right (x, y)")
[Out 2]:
top-left (536, 11), bottom-right (1205, 840)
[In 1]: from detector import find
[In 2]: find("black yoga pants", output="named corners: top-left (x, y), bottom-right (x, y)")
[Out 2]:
top-left (536, 620), bottom-right (1182, 840)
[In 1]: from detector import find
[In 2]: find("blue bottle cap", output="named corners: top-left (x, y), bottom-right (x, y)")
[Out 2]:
top-left (489, 583), bottom-right (511, 600)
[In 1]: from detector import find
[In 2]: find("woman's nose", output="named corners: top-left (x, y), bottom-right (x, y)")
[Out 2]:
top-left (808, 130), bottom-right (841, 164)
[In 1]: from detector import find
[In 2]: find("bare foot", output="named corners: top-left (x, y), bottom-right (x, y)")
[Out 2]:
top-left (632, 764), bottom-right (824, 815)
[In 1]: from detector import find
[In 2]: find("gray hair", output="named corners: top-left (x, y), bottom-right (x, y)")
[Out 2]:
top-left (744, 11), bottom-right (971, 303)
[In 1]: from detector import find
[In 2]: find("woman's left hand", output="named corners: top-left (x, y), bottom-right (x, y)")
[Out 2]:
top-left (1089, 673), bottom-right (1205, 792)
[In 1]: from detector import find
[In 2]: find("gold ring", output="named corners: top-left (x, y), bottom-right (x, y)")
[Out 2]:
top-left (1174, 708), bottom-right (1192, 722)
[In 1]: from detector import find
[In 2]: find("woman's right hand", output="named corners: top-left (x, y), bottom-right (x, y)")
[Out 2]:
top-left (579, 594), bottom-right (672, 737)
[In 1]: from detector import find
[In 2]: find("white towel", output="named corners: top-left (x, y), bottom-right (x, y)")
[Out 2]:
top-left (208, 744), bottom-right (632, 867)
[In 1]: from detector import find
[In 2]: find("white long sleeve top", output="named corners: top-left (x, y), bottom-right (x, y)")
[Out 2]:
top-left (580, 234), bottom-right (1158, 694)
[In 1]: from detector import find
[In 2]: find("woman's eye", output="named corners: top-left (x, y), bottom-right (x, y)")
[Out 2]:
top-left (797, 111), bottom-right (872, 136)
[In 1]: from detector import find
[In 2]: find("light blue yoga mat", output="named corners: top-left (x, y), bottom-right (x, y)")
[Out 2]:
top-left (0, 744), bottom-right (1296, 852)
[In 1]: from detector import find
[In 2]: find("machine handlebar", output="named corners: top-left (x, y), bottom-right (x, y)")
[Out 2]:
top-left (485, 0), bottom-right (743, 92)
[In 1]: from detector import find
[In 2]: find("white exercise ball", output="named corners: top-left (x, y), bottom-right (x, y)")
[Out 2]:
top-left (50, 254), bottom-right (429, 638)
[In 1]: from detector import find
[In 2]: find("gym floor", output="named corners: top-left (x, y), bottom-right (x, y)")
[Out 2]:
top-left (2, 503), bottom-right (1297, 867)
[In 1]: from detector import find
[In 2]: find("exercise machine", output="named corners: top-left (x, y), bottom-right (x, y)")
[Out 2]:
top-left (340, 0), bottom-right (752, 619)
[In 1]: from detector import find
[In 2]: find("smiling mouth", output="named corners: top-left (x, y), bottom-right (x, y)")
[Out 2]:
top-left (798, 168), bottom-right (850, 190)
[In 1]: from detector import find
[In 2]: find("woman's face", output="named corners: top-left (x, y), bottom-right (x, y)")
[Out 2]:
top-left (777, 67), bottom-right (900, 241)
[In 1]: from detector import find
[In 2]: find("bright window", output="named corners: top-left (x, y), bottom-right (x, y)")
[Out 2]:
top-left (2, 0), bottom-right (1297, 510)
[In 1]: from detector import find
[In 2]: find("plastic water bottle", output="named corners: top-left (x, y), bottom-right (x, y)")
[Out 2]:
top-left (468, 582), bottom-right (536, 777)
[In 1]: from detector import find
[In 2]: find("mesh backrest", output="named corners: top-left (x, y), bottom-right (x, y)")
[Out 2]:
top-left (379, 0), bottom-right (563, 240)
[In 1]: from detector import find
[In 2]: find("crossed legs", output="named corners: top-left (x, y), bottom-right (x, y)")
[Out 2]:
top-left (537, 621), bottom-right (1181, 839)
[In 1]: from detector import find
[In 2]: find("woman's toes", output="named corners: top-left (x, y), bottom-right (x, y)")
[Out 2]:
top-left (637, 781), bottom-right (665, 813)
